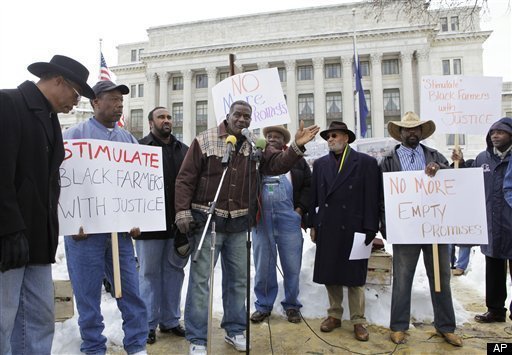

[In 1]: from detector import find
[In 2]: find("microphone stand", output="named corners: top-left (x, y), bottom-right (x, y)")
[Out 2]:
top-left (246, 145), bottom-right (262, 354)
top-left (193, 161), bottom-right (230, 355)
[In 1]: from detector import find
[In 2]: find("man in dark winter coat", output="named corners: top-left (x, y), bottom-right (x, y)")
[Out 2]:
top-left (136, 106), bottom-right (189, 343)
top-left (0, 55), bottom-right (94, 354)
top-left (309, 121), bottom-right (380, 342)
top-left (380, 112), bottom-right (462, 347)
top-left (471, 117), bottom-right (512, 323)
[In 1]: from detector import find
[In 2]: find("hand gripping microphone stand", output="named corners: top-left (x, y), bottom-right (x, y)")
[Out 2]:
top-left (192, 134), bottom-right (236, 355)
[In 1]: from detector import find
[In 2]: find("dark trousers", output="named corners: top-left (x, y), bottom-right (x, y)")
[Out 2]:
top-left (485, 256), bottom-right (512, 315)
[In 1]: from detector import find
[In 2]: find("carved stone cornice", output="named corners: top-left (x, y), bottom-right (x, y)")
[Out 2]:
top-left (181, 69), bottom-right (193, 80)
top-left (370, 53), bottom-right (382, 65)
top-left (400, 51), bottom-right (414, 63)
top-left (146, 72), bottom-right (158, 82)
top-left (341, 56), bottom-right (353, 67)
top-left (312, 57), bottom-right (324, 69)
top-left (206, 67), bottom-right (218, 78)
top-left (285, 60), bottom-right (296, 71)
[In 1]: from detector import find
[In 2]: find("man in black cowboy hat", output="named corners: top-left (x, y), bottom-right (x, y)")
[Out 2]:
top-left (0, 55), bottom-right (94, 354)
top-left (380, 111), bottom-right (462, 347)
top-left (308, 121), bottom-right (380, 342)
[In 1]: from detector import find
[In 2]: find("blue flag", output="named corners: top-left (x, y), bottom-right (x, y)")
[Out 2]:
top-left (354, 54), bottom-right (369, 138)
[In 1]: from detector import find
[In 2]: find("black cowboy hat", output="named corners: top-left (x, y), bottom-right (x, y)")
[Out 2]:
top-left (28, 55), bottom-right (95, 99)
top-left (320, 121), bottom-right (356, 143)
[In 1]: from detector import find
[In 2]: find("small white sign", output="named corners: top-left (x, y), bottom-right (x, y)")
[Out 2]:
top-left (349, 232), bottom-right (373, 260)
top-left (212, 68), bottom-right (290, 129)
top-left (383, 168), bottom-right (488, 244)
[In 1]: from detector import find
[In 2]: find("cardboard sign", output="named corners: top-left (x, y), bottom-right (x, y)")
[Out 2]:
top-left (212, 68), bottom-right (290, 129)
top-left (420, 75), bottom-right (502, 134)
top-left (383, 168), bottom-right (488, 244)
top-left (58, 139), bottom-right (166, 235)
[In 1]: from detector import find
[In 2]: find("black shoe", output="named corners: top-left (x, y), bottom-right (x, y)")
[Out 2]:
top-left (160, 324), bottom-right (186, 337)
top-left (147, 329), bottom-right (156, 344)
top-left (474, 311), bottom-right (506, 323)
top-left (286, 309), bottom-right (301, 323)
top-left (250, 310), bottom-right (271, 323)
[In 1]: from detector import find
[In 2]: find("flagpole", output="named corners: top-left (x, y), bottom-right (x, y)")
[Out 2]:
top-left (352, 8), bottom-right (360, 139)
top-left (99, 38), bottom-right (103, 81)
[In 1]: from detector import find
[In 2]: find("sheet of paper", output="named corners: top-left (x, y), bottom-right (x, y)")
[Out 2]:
top-left (349, 232), bottom-right (372, 260)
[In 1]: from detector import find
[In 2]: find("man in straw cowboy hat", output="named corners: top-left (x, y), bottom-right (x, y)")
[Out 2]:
top-left (379, 111), bottom-right (462, 347)
top-left (250, 125), bottom-right (311, 325)
top-left (308, 121), bottom-right (380, 341)
top-left (0, 55), bottom-right (94, 354)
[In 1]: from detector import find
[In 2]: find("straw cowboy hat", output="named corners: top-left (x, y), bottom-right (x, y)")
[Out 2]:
top-left (28, 55), bottom-right (95, 99)
top-left (387, 112), bottom-right (436, 141)
top-left (320, 121), bottom-right (356, 143)
top-left (262, 125), bottom-right (291, 144)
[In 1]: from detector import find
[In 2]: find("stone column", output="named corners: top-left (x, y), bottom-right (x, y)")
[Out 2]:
top-left (313, 57), bottom-right (325, 129)
top-left (158, 71), bottom-right (169, 109)
top-left (401, 50), bottom-right (415, 113)
top-left (341, 56), bottom-right (355, 133)
top-left (207, 67), bottom-right (218, 129)
top-left (285, 60), bottom-right (298, 133)
top-left (143, 72), bottom-right (157, 137)
top-left (371, 53), bottom-right (385, 137)
top-left (181, 69), bottom-right (193, 144)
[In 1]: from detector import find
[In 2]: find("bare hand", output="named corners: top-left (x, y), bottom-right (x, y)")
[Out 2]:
top-left (451, 147), bottom-right (463, 163)
top-left (129, 227), bottom-right (141, 238)
top-left (310, 228), bottom-right (317, 243)
top-left (72, 226), bottom-right (88, 241)
top-left (425, 162), bottom-right (440, 177)
top-left (294, 120), bottom-right (320, 147)
top-left (294, 207), bottom-right (303, 216)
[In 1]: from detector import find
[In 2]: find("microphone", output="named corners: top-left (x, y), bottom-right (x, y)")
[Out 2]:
top-left (251, 137), bottom-right (267, 162)
top-left (255, 138), bottom-right (267, 151)
top-left (222, 135), bottom-right (237, 165)
top-left (241, 128), bottom-right (257, 149)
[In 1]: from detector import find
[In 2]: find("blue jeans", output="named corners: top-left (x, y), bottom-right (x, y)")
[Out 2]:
top-left (184, 230), bottom-right (247, 346)
top-left (449, 245), bottom-right (471, 270)
top-left (65, 234), bottom-right (148, 355)
top-left (136, 239), bottom-right (189, 330)
top-left (390, 244), bottom-right (456, 333)
top-left (252, 174), bottom-right (303, 313)
top-left (0, 264), bottom-right (54, 355)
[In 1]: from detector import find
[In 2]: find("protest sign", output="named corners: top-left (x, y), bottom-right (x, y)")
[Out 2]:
top-left (212, 67), bottom-right (290, 129)
top-left (420, 75), bottom-right (502, 134)
top-left (383, 168), bottom-right (488, 244)
top-left (58, 139), bottom-right (166, 235)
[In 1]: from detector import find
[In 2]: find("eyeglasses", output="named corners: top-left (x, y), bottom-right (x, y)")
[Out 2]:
top-left (63, 78), bottom-right (81, 102)
top-left (326, 133), bottom-right (338, 139)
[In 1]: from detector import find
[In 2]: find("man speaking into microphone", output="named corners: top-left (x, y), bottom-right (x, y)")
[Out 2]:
top-left (175, 100), bottom-right (319, 354)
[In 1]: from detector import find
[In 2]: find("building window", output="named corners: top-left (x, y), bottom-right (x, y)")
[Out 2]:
top-left (172, 76), bottom-right (183, 90)
top-left (440, 17), bottom-right (448, 32)
top-left (450, 16), bottom-right (459, 31)
top-left (382, 59), bottom-right (399, 75)
top-left (131, 49), bottom-right (137, 62)
top-left (196, 101), bottom-right (208, 134)
top-left (219, 72), bottom-right (230, 81)
top-left (446, 134), bottom-right (466, 145)
top-left (130, 48), bottom-right (143, 62)
top-left (325, 63), bottom-right (341, 79)
top-left (138, 48), bottom-right (144, 59)
top-left (326, 92), bottom-right (342, 125)
top-left (297, 65), bottom-right (313, 81)
top-left (360, 61), bottom-right (370, 77)
top-left (128, 109), bottom-right (144, 139)
top-left (442, 59), bottom-right (462, 75)
top-left (136, 84), bottom-right (143, 98)
top-left (364, 90), bottom-right (372, 138)
top-left (298, 94), bottom-right (314, 127)
top-left (278, 67), bottom-right (286, 82)
top-left (172, 103), bottom-right (183, 127)
top-left (130, 85), bottom-right (136, 98)
top-left (383, 89), bottom-right (401, 137)
top-left (196, 74), bottom-right (208, 89)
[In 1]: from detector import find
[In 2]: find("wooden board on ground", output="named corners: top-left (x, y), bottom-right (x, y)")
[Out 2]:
top-left (54, 280), bottom-right (74, 322)
top-left (367, 250), bottom-right (392, 285)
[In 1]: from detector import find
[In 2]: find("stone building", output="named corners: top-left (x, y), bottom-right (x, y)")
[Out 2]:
top-left (112, 1), bottom-right (508, 158)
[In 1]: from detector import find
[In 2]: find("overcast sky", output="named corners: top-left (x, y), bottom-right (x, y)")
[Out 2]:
top-left (0, 0), bottom-right (510, 89)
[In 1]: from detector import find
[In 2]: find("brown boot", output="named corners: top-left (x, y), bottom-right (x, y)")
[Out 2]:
top-left (320, 316), bottom-right (341, 332)
top-left (354, 324), bottom-right (369, 341)
top-left (438, 332), bottom-right (463, 347)
top-left (390, 331), bottom-right (407, 344)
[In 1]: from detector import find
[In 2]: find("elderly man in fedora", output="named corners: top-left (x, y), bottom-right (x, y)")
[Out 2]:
top-left (250, 125), bottom-right (311, 324)
top-left (380, 111), bottom-right (462, 347)
top-left (0, 55), bottom-right (94, 354)
top-left (308, 121), bottom-right (380, 341)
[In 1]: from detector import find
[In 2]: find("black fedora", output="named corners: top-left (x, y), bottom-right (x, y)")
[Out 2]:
top-left (28, 55), bottom-right (95, 99)
top-left (320, 121), bottom-right (356, 143)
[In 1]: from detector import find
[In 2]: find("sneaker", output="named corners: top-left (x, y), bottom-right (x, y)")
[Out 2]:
top-left (147, 329), bottom-right (156, 344)
top-left (131, 351), bottom-right (148, 355)
top-left (286, 309), bottom-right (301, 323)
top-left (224, 334), bottom-right (249, 352)
top-left (189, 343), bottom-right (207, 355)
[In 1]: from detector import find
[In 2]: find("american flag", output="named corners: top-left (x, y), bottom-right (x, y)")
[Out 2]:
top-left (99, 52), bottom-right (112, 81)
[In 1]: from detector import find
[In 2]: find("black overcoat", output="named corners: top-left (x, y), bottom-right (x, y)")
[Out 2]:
top-left (0, 81), bottom-right (64, 264)
top-left (309, 148), bottom-right (380, 286)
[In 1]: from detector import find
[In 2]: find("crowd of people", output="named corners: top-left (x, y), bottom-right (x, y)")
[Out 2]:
top-left (1, 54), bottom-right (511, 355)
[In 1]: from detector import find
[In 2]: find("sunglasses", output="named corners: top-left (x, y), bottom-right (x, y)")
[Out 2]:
top-left (64, 78), bottom-right (81, 102)
top-left (326, 133), bottom-right (339, 139)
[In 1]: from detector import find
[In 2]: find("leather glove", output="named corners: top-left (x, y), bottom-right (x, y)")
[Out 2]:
top-left (364, 231), bottom-right (376, 246)
top-left (176, 215), bottom-right (194, 234)
top-left (1, 231), bottom-right (29, 272)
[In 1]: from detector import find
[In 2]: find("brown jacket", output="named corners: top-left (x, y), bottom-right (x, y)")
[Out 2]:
top-left (175, 121), bottom-right (303, 222)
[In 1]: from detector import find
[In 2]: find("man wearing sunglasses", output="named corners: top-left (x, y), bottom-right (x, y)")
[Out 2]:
top-left (308, 121), bottom-right (380, 342)
top-left (0, 55), bottom-right (94, 355)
